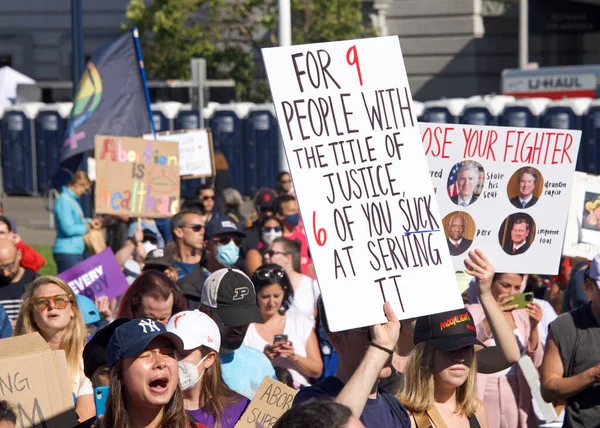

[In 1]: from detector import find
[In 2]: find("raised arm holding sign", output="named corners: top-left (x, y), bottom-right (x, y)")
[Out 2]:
top-left (263, 37), bottom-right (462, 332)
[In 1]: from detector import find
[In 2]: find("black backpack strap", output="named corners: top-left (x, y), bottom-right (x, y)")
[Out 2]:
top-left (379, 387), bottom-right (411, 426)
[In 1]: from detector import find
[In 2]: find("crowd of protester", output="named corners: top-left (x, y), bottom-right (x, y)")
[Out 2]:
top-left (0, 168), bottom-right (599, 428)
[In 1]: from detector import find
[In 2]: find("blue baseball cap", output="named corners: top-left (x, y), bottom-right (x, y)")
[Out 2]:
top-left (106, 319), bottom-right (183, 369)
top-left (205, 218), bottom-right (247, 239)
top-left (76, 294), bottom-right (101, 325)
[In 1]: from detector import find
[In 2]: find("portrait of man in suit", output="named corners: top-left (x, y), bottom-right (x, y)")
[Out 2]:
top-left (509, 167), bottom-right (540, 209)
top-left (503, 218), bottom-right (531, 255)
top-left (447, 214), bottom-right (472, 256)
top-left (451, 163), bottom-right (479, 207)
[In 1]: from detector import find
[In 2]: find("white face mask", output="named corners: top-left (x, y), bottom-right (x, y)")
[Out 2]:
top-left (262, 230), bottom-right (282, 246)
top-left (178, 354), bottom-right (208, 391)
top-left (142, 241), bottom-right (158, 253)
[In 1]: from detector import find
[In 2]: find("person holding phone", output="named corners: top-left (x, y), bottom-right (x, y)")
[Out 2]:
top-left (167, 310), bottom-right (249, 427)
top-left (243, 264), bottom-right (323, 388)
top-left (466, 272), bottom-right (543, 428)
top-left (13, 276), bottom-right (95, 421)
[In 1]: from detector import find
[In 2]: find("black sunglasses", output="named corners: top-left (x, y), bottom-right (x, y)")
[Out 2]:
top-left (263, 226), bottom-right (282, 233)
top-left (213, 236), bottom-right (243, 247)
top-left (202, 195), bottom-right (215, 201)
top-left (265, 249), bottom-right (289, 258)
top-left (184, 224), bottom-right (204, 232)
top-left (255, 266), bottom-right (285, 280)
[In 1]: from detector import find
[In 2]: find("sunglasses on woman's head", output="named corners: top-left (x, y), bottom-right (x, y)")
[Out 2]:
top-left (32, 295), bottom-right (72, 312)
top-left (265, 250), bottom-right (288, 258)
top-left (213, 236), bottom-right (243, 247)
top-left (255, 266), bottom-right (285, 280)
top-left (263, 226), bottom-right (282, 233)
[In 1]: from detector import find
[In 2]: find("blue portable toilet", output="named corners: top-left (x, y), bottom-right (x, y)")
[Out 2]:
top-left (175, 103), bottom-right (201, 131)
top-left (584, 99), bottom-right (600, 174)
top-left (499, 97), bottom-right (550, 128)
top-left (422, 98), bottom-right (467, 124)
top-left (460, 95), bottom-right (515, 126)
top-left (244, 104), bottom-right (278, 197)
top-left (1, 102), bottom-right (44, 195)
top-left (541, 98), bottom-right (592, 173)
top-left (150, 102), bottom-right (176, 132)
top-left (35, 103), bottom-right (72, 194)
top-left (209, 104), bottom-right (248, 194)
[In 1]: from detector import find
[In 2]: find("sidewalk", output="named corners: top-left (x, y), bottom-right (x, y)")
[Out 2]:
top-left (4, 196), bottom-right (55, 246)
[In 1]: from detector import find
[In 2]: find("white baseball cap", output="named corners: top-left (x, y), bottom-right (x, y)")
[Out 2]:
top-left (166, 310), bottom-right (221, 353)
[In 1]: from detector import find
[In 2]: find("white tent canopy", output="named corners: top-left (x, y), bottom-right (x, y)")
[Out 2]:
top-left (0, 66), bottom-right (35, 107)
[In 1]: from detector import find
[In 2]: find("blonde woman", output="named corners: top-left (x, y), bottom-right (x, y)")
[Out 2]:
top-left (167, 310), bottom-right (249, 427)
top-left (14, 276), bottom-right (95, 421)
top-left (400, 309), bottom-right (489, 427)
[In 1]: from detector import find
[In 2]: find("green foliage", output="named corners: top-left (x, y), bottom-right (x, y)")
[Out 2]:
top-left (122, 0), bottom-right (376, 101)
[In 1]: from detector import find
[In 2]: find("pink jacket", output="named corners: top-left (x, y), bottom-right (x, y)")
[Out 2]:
top-left (466, 303), bottom-right (543, 428)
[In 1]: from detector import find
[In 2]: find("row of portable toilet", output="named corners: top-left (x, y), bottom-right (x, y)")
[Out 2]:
top-left (420, 95), bottom-right (600, 174)
top-left (0, 101), bottom-right (280, 197)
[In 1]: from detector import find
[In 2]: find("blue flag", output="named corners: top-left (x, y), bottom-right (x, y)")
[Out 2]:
top-left (61, 31), bottom-right (153, 161)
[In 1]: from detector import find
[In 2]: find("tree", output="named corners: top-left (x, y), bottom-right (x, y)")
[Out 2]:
top-left (122, 0), bottom-right (376, 101)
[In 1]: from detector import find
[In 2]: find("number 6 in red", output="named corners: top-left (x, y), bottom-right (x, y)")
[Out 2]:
top-left (312, 211), bottom-right (327, 246)
top-left (346, 45), bottom-right (363, 86)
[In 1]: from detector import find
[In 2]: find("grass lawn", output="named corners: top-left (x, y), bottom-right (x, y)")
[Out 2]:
top-left (33, 245), bottom-right (57, 276)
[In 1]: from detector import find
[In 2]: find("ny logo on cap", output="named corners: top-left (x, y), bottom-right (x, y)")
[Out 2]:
top-left (153, 249), bottom-right (164, 257)
top-left (232, 287), bottom-right (249, 300)
top-left (139, 319), bottom-right (160, 333)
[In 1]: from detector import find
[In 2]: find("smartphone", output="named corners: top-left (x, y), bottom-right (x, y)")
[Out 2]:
top-left (94, 386), bottom-right (109, 417)
top-left (504, 292), bottom-right (534, 310)
top-left (273, 334), bottom-right (288, 344)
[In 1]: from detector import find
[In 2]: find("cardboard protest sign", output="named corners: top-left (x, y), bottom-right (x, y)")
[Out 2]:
top-left (563, 171), bottom-right (600, 259)
top-left (262, 36), bottom-right (461, 331)
top-left (235, 377), bottom-right (297, 428)
top-left (421, 122), bottom-right (581, 274)
top-left (95, 135), bottom-right (180, 217)
top-left (0, 333), bottom-right (78, 428)
top-left (143, 129), bottom-right (215, 178)
top-left (57, 248), bottom-right (128, 300)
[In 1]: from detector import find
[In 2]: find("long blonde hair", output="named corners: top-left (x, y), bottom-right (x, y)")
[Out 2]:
top-left (399, 342), bottom-right (479, 418)
top-left (101, 359), bottom-right (189, 428)
top-left (197, 346), bottom-right (245, 428)
top-left (14, 276), bottom-right (86, 385)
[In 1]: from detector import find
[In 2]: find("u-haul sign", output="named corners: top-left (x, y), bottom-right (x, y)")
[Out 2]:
top-left (503, 71), bottom-right (599, 99)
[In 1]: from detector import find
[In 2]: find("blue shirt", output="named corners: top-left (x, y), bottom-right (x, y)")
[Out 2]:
top-left (173, 260), bottom-right (197, 279)
top-left (53, 186), bottom-right (89, 255)
top-left (0, 304), bottom-right (12, 338)
top-left (220, 345), bottom-right (276, 400)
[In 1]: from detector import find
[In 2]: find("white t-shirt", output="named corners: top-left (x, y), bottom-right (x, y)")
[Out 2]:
top-left (287, 275), bottom-right (320, 320)
top-left (74, 369), bottom-right (93, 397)
top-left (243, 313), bottom-right (315, 388)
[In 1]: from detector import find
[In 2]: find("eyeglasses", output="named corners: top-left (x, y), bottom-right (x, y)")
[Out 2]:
top-left (0, 256), bottom-right (18, 271)
top-left (265, 250), bottom-right (289, 258)
top-left (263, 226), bottom-right (282, 233)
top-left (184, 224), bottom-right (204, 232)
top-left (202, 195), bottom-right (215, 201)
top-left (213, 236), bottom-right (243, 247)
top-left (32, 295), bottom-right (72, 312)
top-left (255, 266), bottom-right (285, 280)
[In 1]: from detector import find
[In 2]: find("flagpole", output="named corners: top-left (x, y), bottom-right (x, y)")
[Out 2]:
top-left (132, 26), bottom-right (157, 138)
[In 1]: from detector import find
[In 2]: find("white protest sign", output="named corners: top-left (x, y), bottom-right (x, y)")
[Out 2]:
top-left (421, 123), bottom-right (581, 274)
top-left (262, 37), bottom-right (462, 332)
top-left (143, 129), bottom-right (215, 177)
top-left (563, 171), bottom-right (600, 260)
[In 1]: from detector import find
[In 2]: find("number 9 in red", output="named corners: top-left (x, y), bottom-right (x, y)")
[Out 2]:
top-left (346, 45), bottom-right (363, 86)
top-left (312, 211), bottom-right (327, 246)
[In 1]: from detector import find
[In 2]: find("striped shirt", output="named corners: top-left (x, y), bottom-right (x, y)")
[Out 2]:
top-left (0, 268), bottom-right (37, 321)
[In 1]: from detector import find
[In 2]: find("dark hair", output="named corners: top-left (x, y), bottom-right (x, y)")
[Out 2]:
top-left (276, 171), bottom-right (290, 182)
top-left (518, 167), bottom-right (538, 184)
top-left (274, 194), bottom-right (296, 215)
top-left (492, 272), bottom-right (525, 283)
top-left (194, 184), bottom-right (214, 198)
top-left (0, 216), bottom-right (12, 233)
top-left (171, 208), bottom-right (203, 238)
top-left (116, 271), bottom-right (187, 320)
top-left (274, 367), bottom-right (295, 389)
top-left (513, 218), bottom-right (530, 232)
top-left (251, 263), bottom-right (294, 313)
top-left (272, 237), bottom-right (301, 273)
top-left (0, 400), bottom-right (16, 424)
top-left (259, 216), bottom-right (283, 233)
top-left (317, 296), bottom-right (330, 335)
top-left (273, 400), bottom-right (352, 428)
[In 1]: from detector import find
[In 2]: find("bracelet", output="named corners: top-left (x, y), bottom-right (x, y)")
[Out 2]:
top-left (369, 342), bottom-right (394, 356)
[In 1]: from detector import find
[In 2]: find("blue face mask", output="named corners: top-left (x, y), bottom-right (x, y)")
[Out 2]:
top-left (286, 213), bottom-right (300, 227)
top-left (216, 241), bottom-right (240, 266)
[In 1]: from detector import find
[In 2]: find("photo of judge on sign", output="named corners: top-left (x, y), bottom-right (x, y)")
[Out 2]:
top-left (447, 161), bottom-right (485, 207)
top-left (507, 166), bottom-right (544, 209)
top-left (442, 211), bottom-right (476, 256)
top-left (498, 214), bottom-right (536, 255)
